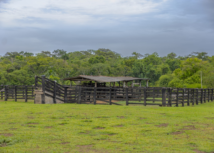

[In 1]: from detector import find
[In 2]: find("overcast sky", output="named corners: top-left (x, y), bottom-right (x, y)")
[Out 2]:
top-left (0, 0), bottom-right (214, 57)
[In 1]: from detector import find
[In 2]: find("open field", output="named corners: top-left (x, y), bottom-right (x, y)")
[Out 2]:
top-left (0, 101), bottom-right (214, 153)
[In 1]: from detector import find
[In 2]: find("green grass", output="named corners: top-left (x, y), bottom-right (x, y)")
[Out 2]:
top-left (0, 101), bottom-right (214, 153)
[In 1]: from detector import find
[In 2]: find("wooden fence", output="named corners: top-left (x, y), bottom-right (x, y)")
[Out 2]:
top-left (0, 76), bottom-right (213, 107)
top-left (0, 85), bottom-right (34, 102)
top-left (74, 87), bottom-right (214, 106)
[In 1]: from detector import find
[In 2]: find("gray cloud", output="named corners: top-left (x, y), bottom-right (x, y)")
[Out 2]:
top-left (1, 0), bottom-right (214, 57)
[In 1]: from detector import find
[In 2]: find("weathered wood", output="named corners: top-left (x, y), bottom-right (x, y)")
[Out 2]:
top-left (201, 89), bottom-right (203, 104)
top-left (168, 88), bottom-right (172, 107)
top-left (41, 75), bottom-right (46, 104)
top-left (187, 89), bottom-right (190, 106)
top-left (182, 88), bottom-right (184, 107)
top-left (4, 86), bottom-right (7, 101)
top-left (162, 88), bottom-right (166, 106)
top-left (64, 87), bottom-right (68, 103)
top-left (144, 88), bottom-right (147, 106)
top-left (192, 89), bottom-right (195, 105)
top-left (208, 89), bottom-right (210, 102)
top-left (25, 86), bottom-right (28, 102)
top-left (15, 86), bottom-right (17, 102)
top-left (109, 87), bottom-right (112, 105)
top-left (204, 89), bottom-right (206, 103)
top-left (212, 89), bottom-right (214, 102)
top-left (196, 89), bottom-right (199, 105)
top-left (126, 88), bottom-right (128, 106)
top-left (93, 87), bottom-right (96, 105)
top-left (176, 89), bottom-right (179, 107)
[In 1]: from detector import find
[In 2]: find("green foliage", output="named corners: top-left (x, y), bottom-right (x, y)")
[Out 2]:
top-left (158, 75), bottom-right (172, 87)
top-left (0, 50), bottom-right (213, 88)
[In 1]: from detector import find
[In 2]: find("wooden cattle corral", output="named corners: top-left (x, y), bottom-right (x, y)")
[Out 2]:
top-left (0, 76), bottom-right (214, 107)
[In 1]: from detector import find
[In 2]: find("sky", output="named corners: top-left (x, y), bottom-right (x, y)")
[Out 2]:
top-left (0, 0), bottom-right (214, 57)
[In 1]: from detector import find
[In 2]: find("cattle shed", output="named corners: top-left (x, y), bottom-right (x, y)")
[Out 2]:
top-left (63, 75), bottom-right (150, 87)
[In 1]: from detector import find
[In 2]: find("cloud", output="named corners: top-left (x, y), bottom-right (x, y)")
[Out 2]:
top-left (1, 0), bottom-right (214, 57)
top-left (0, 0), bottom-right (168, 27)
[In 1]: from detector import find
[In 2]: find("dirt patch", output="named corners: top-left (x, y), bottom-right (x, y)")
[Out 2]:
top-left (145, 122), bottom-right (152, 124)
top-left (60, 142), bottom-right (70, 145)
top-left (0, 143), bottom-right (7, 147)
top-left (139, 117), bottom-right (146, 120)
top-left (44, 126), bottom-right (52, 129)
top-left (96, 116), bottom-right (110, 119)
top-left (27, 116), bottom-right (35, 119)
top-left (79, 131), bottom-right (90, 134)
top-left (0, 133), bottom-right (13, 137)
top-left (193, 149), bottom-right (206, 153)
top-left (77, 145), bottom-right (109, 153)
top-left (159, 113), bottom-right (166, 115)
top-left (8, 122), bottom-right (16, 124)
top-left (205, 117), bottom-right (214, 119)
top-left (113, 124), bottom-right (123, 127)
top-left (117, 116), bottom-right (125, 119)
top-left (156, 123), bottom-right (168, 127)
top-left (171, 131), bottom-right (184, 135)
top-left (10, 128), bottom-right (17, 130)
top-left (94, 127), bottom-right (105, 129)
top-left (181, 125), bottom-right (196, 130)
top-left (27, 122), bottom-right (39, 125)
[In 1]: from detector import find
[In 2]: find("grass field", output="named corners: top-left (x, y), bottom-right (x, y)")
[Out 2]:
top-left (0, 101), bottom-right (214, 153)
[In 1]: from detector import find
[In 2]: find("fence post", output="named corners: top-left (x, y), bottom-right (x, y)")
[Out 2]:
top-left (25, 86), bottom-right (28, 102)
top-left (168, 88), bottom-right (172, 107)
top-left (1, 86), bottom-right (3, 100)
top-left (208, 89), bottom-right (210, 102)
top-left (109, 87), bottom-right (112, 105)
top-left (162, 88), bottom-right (166, 107)
top-left (196, 89), bottom-right (199, 105)
top-left (212, 89), bottom-right (214, 102)
top-left (64, 87), bottom-right (68, 104)
top-left (192, 89), bottom-right (195, 105)
top-left (126, 88), bottom-right (128, 106)
top-left (204, 89), bottom-right (206, 103)
top-left (4, 86), bottom-right (7, 101)
top-left (15, 86), bottom-right (17, 102)
top-left (201, 89), bottom-right (203, 104)
top-left (182, 88), bottom-right (184, 107)
top-left (144, 87), bottom-right (147, 106)
top-left (94, 87), bottom-right (96, 105)
top-left (41, 75), bottom-right (46, 104)
top-left (78, 86), bottom-right (82, 104)
top-left (176, 89), bottom-right (179, 107)
top-left (53, 81), bottom-right (56, 104)
top-left (32, 86), bottom-right (34, 99)
top-left (187, 89), bottom-right (190, 106)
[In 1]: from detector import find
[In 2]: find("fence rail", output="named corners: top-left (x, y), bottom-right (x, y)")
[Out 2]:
top-left (1, 76), bottom-right (213, 107)
top-left (0, 85), bottom-right (35, 102)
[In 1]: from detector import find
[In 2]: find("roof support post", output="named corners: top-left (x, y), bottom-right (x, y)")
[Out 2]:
top-left (139, 80), bottom-right (142, 87)
top-left (132, 81), bottom-right (134, 88)
top-left (123, 81), bottom-right (126, 88)
top-left (146, 80), bottom-right (149, 87)
top-left (95, 82), bottom-right (97, 87)
top-left (113, 82), bottom-right (115, 87)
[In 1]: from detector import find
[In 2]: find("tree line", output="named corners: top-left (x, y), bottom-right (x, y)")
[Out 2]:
top-left (0, 49), bottom-right (213, 88)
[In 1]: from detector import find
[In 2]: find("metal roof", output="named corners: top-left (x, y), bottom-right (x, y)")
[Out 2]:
top-left (63, 75), bottom-right (149, 83)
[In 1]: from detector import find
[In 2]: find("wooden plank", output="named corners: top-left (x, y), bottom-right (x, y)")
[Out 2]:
top-left (126, 88), bottom-right (128, 106)
top-left (144, 88), bottom-right (147, 106)
top-left (25, 86), bottom-right (28, 102)
top-left (94, 87), bottom-right (96, 105)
